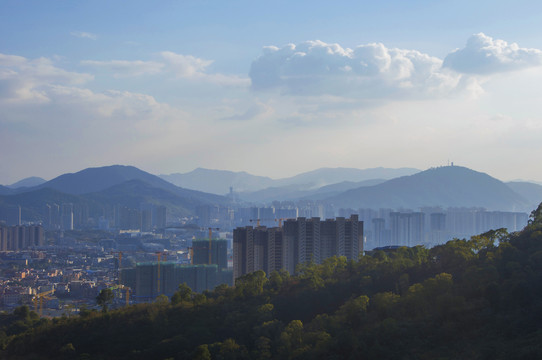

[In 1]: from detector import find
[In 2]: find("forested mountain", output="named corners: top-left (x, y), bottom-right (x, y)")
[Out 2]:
top-left (3, 204), bottom-right (542, 359)
top-left (326, 166), bottom-right (531, 211)
top-left (0, 166), bottom-right (229, 222)
top-left (31, 165), bottom-right (193, 196)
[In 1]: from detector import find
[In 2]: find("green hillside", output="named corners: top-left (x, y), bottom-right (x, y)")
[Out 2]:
top-left (3, 204), bottom-right (542, 359)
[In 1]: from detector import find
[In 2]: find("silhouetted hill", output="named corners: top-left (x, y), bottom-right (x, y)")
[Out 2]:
top-left (0, 185), bottom-right (14, 196)
top-left (275, 167), bottom-right (419, 189)
top-left (304, 179), bottom-right (387, 200)
top-left (19, 165), bottom-right (227, 204)
top-left (237, 184), bottom-right (311, 203)
top-left (1, 187), bottom-right (87, 207)
top-left (0, 188), bottom-right (99, 222)
top-left (31, 165), bottom-right (172, 195)
top-left (238, 179), bottom-right (387, 203)
top-left (7, 176), bottom-right (46, 189)
top-left (0, 166), bottom-right (230, 223)
top-left (85, 179), bottom-right (212, 218)
top-left (161, 167), bottom-right (420, 195)
top-left (326, 166), bottom-right (530, 211)
top-left (160, 168), bottom-right (275, 195)
top-left (507, 181), bottom-right (542, 209)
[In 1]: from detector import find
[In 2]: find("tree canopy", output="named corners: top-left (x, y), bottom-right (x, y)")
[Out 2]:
top-left (3, 204), bottom-right (542, 359)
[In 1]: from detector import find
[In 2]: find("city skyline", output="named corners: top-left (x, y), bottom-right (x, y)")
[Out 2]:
top-left (2, 1), bottom-right (542, 184)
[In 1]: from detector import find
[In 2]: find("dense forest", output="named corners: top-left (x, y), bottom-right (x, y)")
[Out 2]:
top-left (2, 204), bottom-right (542, 359)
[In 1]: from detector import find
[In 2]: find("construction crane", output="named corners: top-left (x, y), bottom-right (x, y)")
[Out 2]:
top-left (250, 218), bottom-right (280, 227)
top-left (275, 218), bottom-right (292, 228)
top-left (110, 251), bottom-right (124, 300)
top-left (110, 251), bottom-right (123, 285)
top-left (187, 246), bottom-right (194, 265)
top-left (102, 284), bottom-right (131, 307)
top-left (33, 289), bottom-right (54, 316)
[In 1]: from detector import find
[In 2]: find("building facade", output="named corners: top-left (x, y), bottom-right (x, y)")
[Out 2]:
top-left (0, 224), bottom-right (44, 251)
top-left (233, 215), bottom-right (363, 279)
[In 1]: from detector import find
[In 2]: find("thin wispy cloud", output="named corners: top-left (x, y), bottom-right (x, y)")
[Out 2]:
top-left (70, 31), bottom-right (97, 40)
top-left (0, 53), bottom-right (93, 104)
top-left (81, 60), bottom-right (164, 78)
top-left (81, 51), bottom-right (250, 86)
top-left (220, 102), bottom-right (273, 122)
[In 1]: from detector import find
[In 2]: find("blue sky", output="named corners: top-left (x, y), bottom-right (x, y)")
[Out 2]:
top-left (1, 1), bottom-right (542, 184)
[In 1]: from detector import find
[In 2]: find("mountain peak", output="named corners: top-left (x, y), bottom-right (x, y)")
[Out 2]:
top-left (7, 176), bottom-right (47, 189)
top-left (326, 166), bottom-right (530, 211)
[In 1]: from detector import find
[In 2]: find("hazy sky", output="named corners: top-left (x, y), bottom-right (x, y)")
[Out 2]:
top-left (2, 0), bottom-right (542, 184)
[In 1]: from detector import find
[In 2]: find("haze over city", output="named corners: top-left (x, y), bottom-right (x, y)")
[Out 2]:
top-left (2, 0), bottom-right (542, 184)
top-left (4, 2), bottom-right (542, 358)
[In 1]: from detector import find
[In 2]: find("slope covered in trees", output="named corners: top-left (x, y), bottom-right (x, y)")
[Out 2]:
top-left (3, 204), bottom-right (542, 359)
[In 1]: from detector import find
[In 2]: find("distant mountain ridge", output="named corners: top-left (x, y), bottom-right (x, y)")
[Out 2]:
top-left (160, 167), bottom-right (420, 195)
top-left (2, 165), bottom-right (541, 221)
top-left (33, 165), bottom-right (172, 195)
top-left (0, 165), bottom-right (230, 222)
top-left (160, 168), bottom-right (276, 195)
top-left (506, 181), bottom-right (542, 210)
top-left (238, 179), bottom-right (387, 203)
top-left (274, 167), bottom-right (420, 189)
top-left (325, 166), bottom-right (531, 211)
top-left (6, 176), bottom-right (47, 189)
top-left (0, 185), bottom-right (14, 196)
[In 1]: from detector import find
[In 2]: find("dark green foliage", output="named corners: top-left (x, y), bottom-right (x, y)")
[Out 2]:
top-left (96, 288), bottom-right (114, 313)
top-left (171, 282), bottom-right (193, 306)
top-left (4, 204), bottom-right (542, 359)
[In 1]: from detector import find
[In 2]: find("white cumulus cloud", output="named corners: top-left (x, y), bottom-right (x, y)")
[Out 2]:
top-left (443, 33), bottom-right (542, 74)
top-left (249, 40), bottom-right (462, 98)
top-left (160, 51), bottom-right (213, 77)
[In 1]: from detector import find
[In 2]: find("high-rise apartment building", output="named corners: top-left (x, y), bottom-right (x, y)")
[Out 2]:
top-left (192, 239), bottom-right (228, 270)
top-left (61, 203), bottom-right (74, 231)
top-left (233, 226), bottom-right (254, 279)
top-left (155, 205), bottom-right (167, 229)
top-left (233, 215), bottom-right (363, 279)
top-left (390, 212), bottom-right (425, 246)
top-left (0, 224), bottom-right (44, 251)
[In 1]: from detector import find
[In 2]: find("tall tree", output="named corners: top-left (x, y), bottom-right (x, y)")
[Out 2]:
top-left (96, 288), bottom-right (114, 313)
